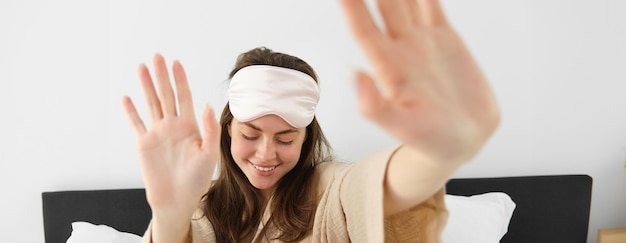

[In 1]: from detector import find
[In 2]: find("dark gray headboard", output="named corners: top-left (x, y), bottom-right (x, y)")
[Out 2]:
top-left (42, 189), bottom-right (151, 243)
top-left (446, 174), bottom-right (593, 243)
top-left (42, 174), bottom-right (592, 243)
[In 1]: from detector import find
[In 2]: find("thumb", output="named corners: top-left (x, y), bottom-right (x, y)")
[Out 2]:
top-left (355, 71), bottom-right (386, 121)
top-left (201, 103), bottom-right (221, 154)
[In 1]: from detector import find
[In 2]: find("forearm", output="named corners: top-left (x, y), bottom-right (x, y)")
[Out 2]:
top-left (383, 145), bottom-right (463, 217)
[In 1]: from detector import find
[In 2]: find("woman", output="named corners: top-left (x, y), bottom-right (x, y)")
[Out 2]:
top-left (122, 0), bottom-right (500, 242)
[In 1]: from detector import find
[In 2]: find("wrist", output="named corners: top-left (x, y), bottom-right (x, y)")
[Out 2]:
top-left (151, 212), bottom-right (193, 243)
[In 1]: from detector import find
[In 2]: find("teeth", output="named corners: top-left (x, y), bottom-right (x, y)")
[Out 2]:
top-left (253, 164), bottom-right (276, 172)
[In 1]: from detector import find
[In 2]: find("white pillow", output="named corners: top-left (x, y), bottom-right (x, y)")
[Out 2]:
top-left (442, 192), bottom-right (516, 243)
top-left (66, 221), bottom-right (142, 243)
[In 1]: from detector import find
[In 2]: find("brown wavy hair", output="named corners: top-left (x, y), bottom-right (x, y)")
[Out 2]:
top-left (201, 47), bottom-right (333, 242)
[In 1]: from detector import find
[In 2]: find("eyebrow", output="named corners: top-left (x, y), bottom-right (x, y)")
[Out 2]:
top-left (241, 122), bottom-right (300, 135)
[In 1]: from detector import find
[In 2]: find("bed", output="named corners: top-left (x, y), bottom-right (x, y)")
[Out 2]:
top-left (42, 174), bottom-right (593, 243)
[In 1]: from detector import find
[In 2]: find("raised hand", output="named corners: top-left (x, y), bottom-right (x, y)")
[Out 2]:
top-left (122, 54), bottom-right (220, 216)
top-left (339, 0), bottom-right (500, 163)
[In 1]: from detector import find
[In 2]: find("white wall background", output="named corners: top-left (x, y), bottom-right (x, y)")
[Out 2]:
top-left (1, 0), bottom-right (625, 242)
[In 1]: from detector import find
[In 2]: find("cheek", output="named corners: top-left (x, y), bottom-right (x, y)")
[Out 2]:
top-left (278, 135), bottom-right (306, 163)
top-left (277, 146), bottom-right (303, 163)
top-left (231, 137), bottom-right (255, 158)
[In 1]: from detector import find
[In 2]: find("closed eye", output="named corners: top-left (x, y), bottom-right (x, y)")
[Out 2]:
top-left (241, 133), bottom-right (258, 141)
top-left (277, 140), bottom-right (294, 145)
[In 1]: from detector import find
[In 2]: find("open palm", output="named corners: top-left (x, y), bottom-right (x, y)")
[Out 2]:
top-left (340, 0), bottom-right (500, 163)
top-left (122, 54), bottom-right (220, 214)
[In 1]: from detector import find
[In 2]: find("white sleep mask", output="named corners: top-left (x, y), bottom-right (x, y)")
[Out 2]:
top-left (228, 65), bottom-right (320, 128)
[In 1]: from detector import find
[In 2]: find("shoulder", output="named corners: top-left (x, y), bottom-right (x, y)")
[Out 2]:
top-left (314, 160), bottom-right (352, 171)
top-left (312, 161), bottom-right (353, 191)
top-left (314, 148), bottom-right (397, 179)
top-left (314, 160), bottom-right (353, 177)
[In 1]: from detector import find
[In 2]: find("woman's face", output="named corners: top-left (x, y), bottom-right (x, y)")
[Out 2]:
top-left (229, 115), bottom-right (306, 196)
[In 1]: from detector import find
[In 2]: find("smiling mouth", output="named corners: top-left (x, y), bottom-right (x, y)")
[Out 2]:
top-left (252, 163), bottom-right (278, 172)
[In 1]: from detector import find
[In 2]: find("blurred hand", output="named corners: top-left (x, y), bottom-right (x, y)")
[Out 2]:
top-left (339, 0), bottom-right (500, 163)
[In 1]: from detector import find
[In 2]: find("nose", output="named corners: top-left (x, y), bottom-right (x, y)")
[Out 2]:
top-left (255, 137), bottom-right (277, 162)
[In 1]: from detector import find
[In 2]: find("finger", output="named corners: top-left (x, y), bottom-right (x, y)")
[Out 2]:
top-left (355, 71), bottom-right (387, 121)
top-left (377, 0), bottom-right (413, 37)
top-left (201, 104), bottom-right (221, 153)
top-left (338, 0), bottom-right (386, 53)
top-left (418, 0), bottom-right (449, 26)
top-left (138, 64), bottom-right (164, 122)
top-left (122, 96), bottom-right (147, 136)
top-left (404, 0), bottom-right (422, 26)
top-left (153, 53), bottom-right (178, 117)
top-left (172, 60), bottom-right (196, 120)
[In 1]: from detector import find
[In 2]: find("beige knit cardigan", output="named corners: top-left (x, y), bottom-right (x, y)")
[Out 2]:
top-left (142, 149), bottom-right (448, 243)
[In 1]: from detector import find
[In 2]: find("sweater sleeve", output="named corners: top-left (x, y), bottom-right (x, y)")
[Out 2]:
top-left (339, 148), bottom-right (448, 243)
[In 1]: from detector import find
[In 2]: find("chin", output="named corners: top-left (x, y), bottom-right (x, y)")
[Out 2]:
top-left (249, 178), bottom-right (278, 190)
